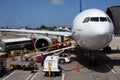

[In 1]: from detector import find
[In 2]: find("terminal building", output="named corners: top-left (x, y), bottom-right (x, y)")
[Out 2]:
top-left (106, 6), bottom-right (120, 35)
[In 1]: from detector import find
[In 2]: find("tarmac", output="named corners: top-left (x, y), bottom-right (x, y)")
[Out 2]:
top-left (0, 36), bottom-right (120, 80)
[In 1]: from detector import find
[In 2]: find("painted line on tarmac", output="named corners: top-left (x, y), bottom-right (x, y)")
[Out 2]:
top-left (106, 64), bottom-right (116, 73)
top-left (26, 72), bottom-right (44, 80)
top-left (3, 71), bottom-right (16, 80)
top-left (62, 73), bottom-right (65, 80)
top-left (118, 66), bottom-right (120, 71)
top-left (30, 72), bottom-right (38, 80)
top-left (26, 73), bottom-right (34, 80)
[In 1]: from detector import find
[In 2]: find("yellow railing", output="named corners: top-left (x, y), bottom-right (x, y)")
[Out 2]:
top-left (12, 39), bottom-right (73, 54)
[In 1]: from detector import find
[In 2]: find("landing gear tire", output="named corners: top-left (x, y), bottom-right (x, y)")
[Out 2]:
top-left (59, 59), bottom-right (65, 64)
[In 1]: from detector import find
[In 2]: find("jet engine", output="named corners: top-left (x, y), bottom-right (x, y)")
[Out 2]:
top-left (34, 36), bottom-right (58, 51)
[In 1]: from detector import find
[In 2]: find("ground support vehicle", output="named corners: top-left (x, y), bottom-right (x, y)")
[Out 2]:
top-left (58, 53), bottom-right (71, 64)
top-left (43, 55), bottom-right (61, 77)
top-left (0, 55), bottom-right (7, 77)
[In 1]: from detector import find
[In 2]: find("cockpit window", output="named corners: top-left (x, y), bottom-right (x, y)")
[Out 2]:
top-left (90, 17), bottom-right (99, 22)
top-left (100, 17), bottom-right (107, 22)
top-left (83, 17), bottom-right (90, 23)
top-left (83, 17), bottom-right (111, 23)
top-left (107, 17), bottom-right (111, 23)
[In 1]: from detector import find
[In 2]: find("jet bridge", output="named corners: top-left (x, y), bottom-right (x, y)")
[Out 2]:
top-left (106, 6), bottom-right (120, 35)
top-left (0, 37), bottom-right (32, 52)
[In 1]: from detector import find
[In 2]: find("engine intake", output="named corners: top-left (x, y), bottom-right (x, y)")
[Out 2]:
top-left (34, 36), bottom-right (57, 51)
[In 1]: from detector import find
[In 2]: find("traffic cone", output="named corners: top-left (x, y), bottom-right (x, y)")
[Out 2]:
top-left (76, 64), bottom-right (80, 72)
top-left (105, 75), bottom-right (109, 80)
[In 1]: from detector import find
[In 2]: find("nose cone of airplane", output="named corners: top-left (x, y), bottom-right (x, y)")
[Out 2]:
top-left (95, 24), bottom-right (112, 36)
top-left (84, 24), bottom-right (114, 50)
top-left (97, 28), bottom-right (109, 36)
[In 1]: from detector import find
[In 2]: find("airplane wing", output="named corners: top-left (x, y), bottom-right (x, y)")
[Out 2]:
top-left (0, 29), bottom-right (72, 37)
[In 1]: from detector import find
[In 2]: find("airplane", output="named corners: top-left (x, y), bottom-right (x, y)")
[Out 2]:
top-left (55, 26), bottom-right (71, 32)
top-left (0, 9), bottom-right (114, 64)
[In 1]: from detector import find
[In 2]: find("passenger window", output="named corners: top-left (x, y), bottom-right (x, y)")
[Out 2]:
top-left (90, 17), bottom-right (99, 22)
top-left (107, 17), bottom-right (111, 23)
top-left (83, 17), bottom-right (90, 23)
top-left (100, 17), bottom-right (107, 22)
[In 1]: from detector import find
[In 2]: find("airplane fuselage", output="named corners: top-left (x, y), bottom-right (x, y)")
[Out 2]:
top-left (72, 9), bottom-right (114, 50)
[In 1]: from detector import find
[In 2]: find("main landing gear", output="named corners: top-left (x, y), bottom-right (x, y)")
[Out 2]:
top-left (103, 45), bottom-right (111, 52)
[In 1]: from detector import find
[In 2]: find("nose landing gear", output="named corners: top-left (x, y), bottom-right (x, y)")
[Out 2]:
top-left (89, 51), bottom-right (98, 67)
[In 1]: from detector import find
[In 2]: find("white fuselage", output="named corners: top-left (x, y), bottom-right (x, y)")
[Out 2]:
top-left (72, 9), bottom-right (114, 50)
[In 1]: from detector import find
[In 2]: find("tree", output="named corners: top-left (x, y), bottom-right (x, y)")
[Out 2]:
top-left (40, 25), bottom-right (46, 30)
top-left (25, 26), bottom-right (32, 30)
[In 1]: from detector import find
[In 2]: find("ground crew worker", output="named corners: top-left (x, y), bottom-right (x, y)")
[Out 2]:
top-left (40, 53), bottom-right (44, 67)
top-left (24, 53), bottom-right (29, 62)
top-left (11, 50), bottom-right (15, 61)
top-left (29, 58), bottom-right (35, 73)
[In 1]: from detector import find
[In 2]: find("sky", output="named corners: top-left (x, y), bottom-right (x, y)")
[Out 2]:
top-left (0, 0), bottom-right (119, 28)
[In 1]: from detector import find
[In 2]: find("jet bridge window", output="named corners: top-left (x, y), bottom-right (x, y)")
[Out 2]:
top-left (83, 17), bottom-right (90, 23)
top-left (90, 17), bottom-right (99, 22)
top-left (100, 17), bottom-right (107, 22)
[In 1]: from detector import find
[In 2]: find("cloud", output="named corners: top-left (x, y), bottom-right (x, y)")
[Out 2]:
top-left (51, 0), bottom-right (65, 5)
